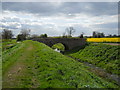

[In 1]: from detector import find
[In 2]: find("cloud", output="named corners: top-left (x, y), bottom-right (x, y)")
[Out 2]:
top-left (1, 22), bottom-right (22, 29)
top-left (93, 22), bottom-right (118, 29)
top-left (1, 2), bottom-right (118, 36)
top-left (2, 2), bottom-right (118, 16)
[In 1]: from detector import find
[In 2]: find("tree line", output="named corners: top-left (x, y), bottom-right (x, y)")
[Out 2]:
top-left (1, 28), bottom-right (119, 41)
top-left (1, 29), bottom-right (47, 41)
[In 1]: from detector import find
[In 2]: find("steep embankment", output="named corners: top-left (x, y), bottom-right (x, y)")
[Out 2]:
top-left (2, 40), bottom-right (118, 88)
top-left (68, 43), bottom-right (120, 75)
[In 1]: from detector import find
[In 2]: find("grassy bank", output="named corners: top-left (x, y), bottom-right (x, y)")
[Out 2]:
top-left (2, 40), bottom-right (119, 88)
top-left (66, 43), bottom-right (120, 75)
top-left (2, 39), bottom-right (17, 51)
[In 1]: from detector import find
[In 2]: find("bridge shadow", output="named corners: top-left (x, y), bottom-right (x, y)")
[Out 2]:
top-left (62, 43), bottom-right (69, 50)
top-left (52, 42), bottom-right (88, 55)
top-left (64, 43), bottom-right (88, 55)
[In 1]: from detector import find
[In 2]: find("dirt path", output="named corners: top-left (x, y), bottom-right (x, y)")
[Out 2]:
top-left (3, 42), bottom-right (40, 88)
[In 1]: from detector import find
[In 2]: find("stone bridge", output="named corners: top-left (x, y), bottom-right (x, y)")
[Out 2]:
top-left (31, 38), bottom-right (86, 50)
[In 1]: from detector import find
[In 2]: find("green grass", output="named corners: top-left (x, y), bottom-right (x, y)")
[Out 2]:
top-left (2, 40), bottom-right (119, 88)
top-left (66, 43), bottom-right (120, 75)
top-left (52, 43), bottom-right (65, 51)
top-left (2, 39), bottom-right (17, 51)
top-left (0, 39), bottom-right (2, 89)
top-left (2, 42), bottom-right (24, 74)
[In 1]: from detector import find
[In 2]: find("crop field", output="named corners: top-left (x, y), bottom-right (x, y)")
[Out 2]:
top-left (87, 38), bottom-right (120, 43)
top-left (2, 40), bottom-right (119, 88)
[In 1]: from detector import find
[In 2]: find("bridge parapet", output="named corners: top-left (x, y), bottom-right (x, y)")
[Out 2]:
top-left (31, 38), bottom-right (86, 50)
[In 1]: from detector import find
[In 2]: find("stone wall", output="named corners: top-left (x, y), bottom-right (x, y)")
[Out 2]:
top-left (31, 38), bottom-right (86, 50)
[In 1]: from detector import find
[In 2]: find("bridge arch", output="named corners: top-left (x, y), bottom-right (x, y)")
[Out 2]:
top-left (51, 43), bottom-right (69, 51)
top-left (31, 38), bottom-right (86, 50)
top-left (61, 43), bottom-right (69, 50)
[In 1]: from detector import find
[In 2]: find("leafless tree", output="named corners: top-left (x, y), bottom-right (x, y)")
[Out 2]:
top-left (66, 27), bottom-right (75, 37)
top-left (2, 29), bottom-right (14, 39)
top-left (20, 29), bottom-right (31, 38)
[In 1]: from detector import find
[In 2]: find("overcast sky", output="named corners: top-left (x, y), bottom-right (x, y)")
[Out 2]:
top-left (1, 2), bottom-right (118, 37)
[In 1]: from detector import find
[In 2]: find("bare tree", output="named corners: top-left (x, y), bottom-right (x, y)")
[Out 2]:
top-left (17, 34), bottom-right (26, 41)
top-left (17, 29), bottom-right (31, 41)
top-left (20, 29), bottom-right (31, 38)
top-left (66, 27), bottom-right (75, 37)
top-left (2, 29), bottom-right (14, 39)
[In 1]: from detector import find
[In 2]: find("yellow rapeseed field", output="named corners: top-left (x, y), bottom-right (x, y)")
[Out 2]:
top-left (87, 38), bottom-right (120, 42)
